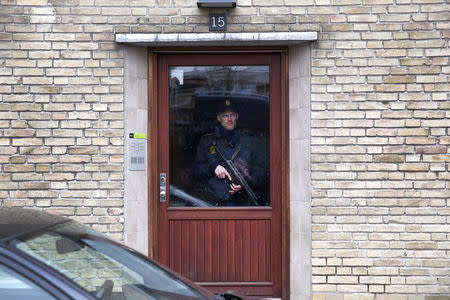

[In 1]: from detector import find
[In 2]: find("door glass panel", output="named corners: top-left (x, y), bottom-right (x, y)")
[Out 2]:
top-left (169, 66), bottom-right (270, 207)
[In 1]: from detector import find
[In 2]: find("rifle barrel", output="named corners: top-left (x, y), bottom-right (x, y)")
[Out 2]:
top-left (226, 160), bottom-right (258, 205)
top-left (213, 143), bottom-right (259, 206)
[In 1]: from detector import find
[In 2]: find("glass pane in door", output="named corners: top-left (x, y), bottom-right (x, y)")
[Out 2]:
top-left (169, 66), bottom-right (270, 207)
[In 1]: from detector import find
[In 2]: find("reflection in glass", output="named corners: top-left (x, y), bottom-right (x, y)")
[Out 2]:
top-left (14, 221), bottom-right (209, 300)
top-left (169, 66), bottom-right (270, 207)
top-left (0, 264), bottom-right (56, 299)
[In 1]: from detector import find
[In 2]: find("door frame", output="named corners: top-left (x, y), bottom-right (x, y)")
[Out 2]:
top-left (147, 48), bottom-right (290, 299)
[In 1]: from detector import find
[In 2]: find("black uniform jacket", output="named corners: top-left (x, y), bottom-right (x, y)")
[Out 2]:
top-left (192, 126), bottom-right (252, 203)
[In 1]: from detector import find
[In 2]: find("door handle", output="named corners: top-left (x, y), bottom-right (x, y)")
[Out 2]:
top-left (159, 173), bottom-right (166, 202)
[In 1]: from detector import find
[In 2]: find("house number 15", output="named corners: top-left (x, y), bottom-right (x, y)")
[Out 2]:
top-left (209, 14), bottom-right (227, 31)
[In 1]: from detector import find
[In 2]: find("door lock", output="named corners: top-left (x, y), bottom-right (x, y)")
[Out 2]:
top-left (159, 173), bottom-right (166, 202)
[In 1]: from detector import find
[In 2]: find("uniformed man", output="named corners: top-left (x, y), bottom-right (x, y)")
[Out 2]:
top-left (192, 100), bottom-right (255, 206)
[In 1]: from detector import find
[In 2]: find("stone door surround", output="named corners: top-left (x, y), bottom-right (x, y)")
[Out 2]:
top-left (119, 31), bottom-right (317, 300)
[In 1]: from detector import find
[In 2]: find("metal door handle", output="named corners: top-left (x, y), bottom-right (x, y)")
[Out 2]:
top-left (159, 173), bottom-right (166, 202)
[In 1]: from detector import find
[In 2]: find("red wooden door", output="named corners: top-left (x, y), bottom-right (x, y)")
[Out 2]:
top-left (156, 53), bottom-right (282, 297)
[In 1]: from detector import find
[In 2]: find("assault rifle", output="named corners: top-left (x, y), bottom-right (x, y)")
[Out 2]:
top-left (213, 142), bottom-right (259, 206)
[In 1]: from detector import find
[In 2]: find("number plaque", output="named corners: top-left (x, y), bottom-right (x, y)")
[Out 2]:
top-left (209, 14), bottom-right (227, 31)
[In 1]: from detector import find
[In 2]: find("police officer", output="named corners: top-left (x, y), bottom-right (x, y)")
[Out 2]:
top-left (192, 100), bottom-right (253, 206)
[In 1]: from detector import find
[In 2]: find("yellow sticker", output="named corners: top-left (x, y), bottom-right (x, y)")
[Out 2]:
top-left (209, 145), bottom-right (216, 154)
top-left (129, 133), bottom-right (147, 139)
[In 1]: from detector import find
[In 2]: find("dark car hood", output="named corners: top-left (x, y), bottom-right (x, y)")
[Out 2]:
top-left (0, 207), bottom-right (69, 241)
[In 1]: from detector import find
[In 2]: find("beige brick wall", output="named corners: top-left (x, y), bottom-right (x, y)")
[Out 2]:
top-left (308, 0), bottom-right (449, 296)
top-left (1, 0), bottom-right (449, 298)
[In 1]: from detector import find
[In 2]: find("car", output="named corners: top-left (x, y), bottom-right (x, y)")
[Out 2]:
top-left (0, 207), bottom-right (260, 300)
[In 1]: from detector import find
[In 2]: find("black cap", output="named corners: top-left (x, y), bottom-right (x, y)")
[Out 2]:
top-left (217, 100), bottom-right (238, 114)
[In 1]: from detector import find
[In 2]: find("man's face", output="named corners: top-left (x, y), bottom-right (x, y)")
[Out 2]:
top-left (217, 109), bottom-right (239, 131)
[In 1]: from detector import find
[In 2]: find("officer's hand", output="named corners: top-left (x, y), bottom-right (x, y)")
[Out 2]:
top-left (229, 183), bottom-right (242, 195)
top-left (214, 165), bottom-right (232, 181)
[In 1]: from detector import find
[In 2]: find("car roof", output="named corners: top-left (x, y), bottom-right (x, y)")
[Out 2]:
top-left (0, 207), bottom-right (70, 241)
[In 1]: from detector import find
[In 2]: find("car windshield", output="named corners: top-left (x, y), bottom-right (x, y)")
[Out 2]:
top-left (11, 221), bottom-right (211, 300)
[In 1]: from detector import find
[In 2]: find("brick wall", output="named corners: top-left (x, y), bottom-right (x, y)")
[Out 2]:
top-left (1, 0), bottom-right (449, 298)
top-left (308, 0), bottom-right (449, 297)
top-left (1, 0), bottom-right (126, 240)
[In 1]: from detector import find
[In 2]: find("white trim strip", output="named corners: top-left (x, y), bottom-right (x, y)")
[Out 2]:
top-left (115, 32), bottom-right (318, 46)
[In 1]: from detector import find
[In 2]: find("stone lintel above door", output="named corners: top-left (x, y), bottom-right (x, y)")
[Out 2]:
top-left (116, 32), bottom-right (318, 47)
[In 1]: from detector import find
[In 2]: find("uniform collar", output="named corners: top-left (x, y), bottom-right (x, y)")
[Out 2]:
top-left (214, 126), bottom-right (240, 148)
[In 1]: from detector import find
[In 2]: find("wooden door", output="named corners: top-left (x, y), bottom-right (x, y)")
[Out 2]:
top-left (154, 53), bottom-right (283, 297)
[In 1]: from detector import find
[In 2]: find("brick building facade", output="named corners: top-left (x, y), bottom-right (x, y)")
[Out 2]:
top-left (1, 0), bottom-right (449, 299)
